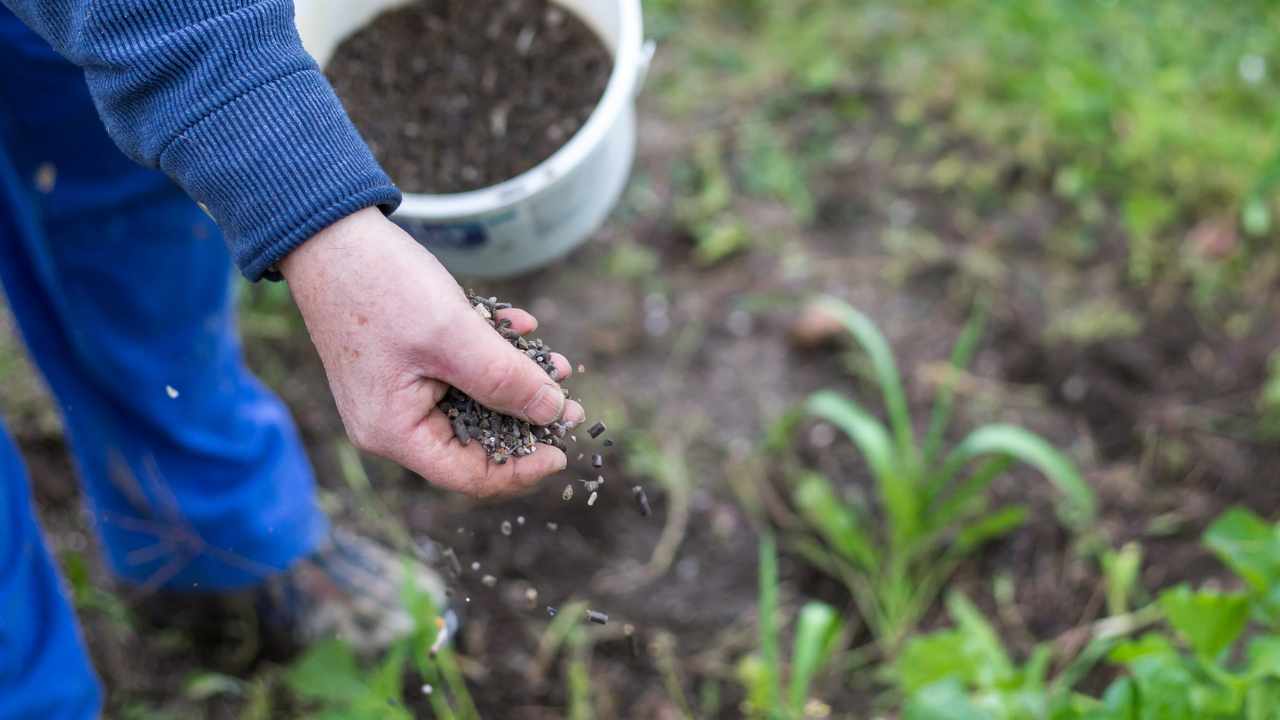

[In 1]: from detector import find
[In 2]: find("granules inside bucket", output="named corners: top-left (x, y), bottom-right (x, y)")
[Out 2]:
top-left (327, 0), bottom-right (613, 194)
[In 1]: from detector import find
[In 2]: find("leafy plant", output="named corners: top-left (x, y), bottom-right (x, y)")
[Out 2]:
top-left (786, 296), bottom-right (1095, 650)
top-left (737, 535), bottom-right (846, 719)
top-left (897, 508), bottom-right (1280, 719)
top-left (284, 564), bottom-right (477, 719)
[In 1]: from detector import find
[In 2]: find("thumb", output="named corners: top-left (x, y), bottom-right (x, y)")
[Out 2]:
top-left (439, 315), bottom-right (586, 427)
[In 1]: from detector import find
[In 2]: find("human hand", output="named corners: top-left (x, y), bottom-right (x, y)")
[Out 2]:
top-left (280, 207), bottom-right (584, 497)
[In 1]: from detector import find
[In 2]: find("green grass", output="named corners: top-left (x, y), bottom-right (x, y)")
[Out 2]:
top-left (780, 297), bottom-right (1095, 651)
top-left (737, 535), bottom-right (845, 719)
top-left (650, 0), bottom-right (1280, 297)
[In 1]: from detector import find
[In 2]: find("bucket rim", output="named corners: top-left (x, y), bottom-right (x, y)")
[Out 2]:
top-left (395, 0), bottom-right (645, 219)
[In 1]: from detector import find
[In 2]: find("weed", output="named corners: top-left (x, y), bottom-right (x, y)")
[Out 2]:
top-left (737, 535), bottom-right (845, 719)
top-left (782, 297), bottom-right (1095, 650)
top-left (898, 508), bottom-right (1280, 719)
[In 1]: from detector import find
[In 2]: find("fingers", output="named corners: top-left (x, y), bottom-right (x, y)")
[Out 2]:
top-left (437, 312), bottom-right (585, 427)
top-left (494, 307), bottom-right (537, 334)
top-left (398, 412), bottom-right (567, 498)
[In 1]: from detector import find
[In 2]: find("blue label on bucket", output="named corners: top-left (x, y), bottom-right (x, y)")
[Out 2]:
top-left (401, 220), bottom-right (489, 250)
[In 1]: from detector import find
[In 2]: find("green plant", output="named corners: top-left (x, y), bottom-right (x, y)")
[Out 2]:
top-left (786, 296), bottom-right (1095, 650)
top-left (897, 507), bottom-right (1280, 719)
top-left (284, 565), bottom-right (478, 719)
top-left (737, 535), bottom-right (845, 719)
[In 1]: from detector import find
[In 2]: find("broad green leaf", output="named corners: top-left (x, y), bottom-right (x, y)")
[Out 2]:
top-left (895, 593), bottom-right (1012, 694)
top-left (1109, 633), bottom-right (1178, 664)
top-left (902, 679), bottom-right (991, 720)
top-left (1245, 635), bottom-right (1280, 679)
top-left (813, 297), bottom-right (917, 459)
top-left (947, 592), bottom-right (1014, 688)
top-left (788, 602), bottom-right (844, 714)
top-left (954, 505), bottom-right (1028, 554)
top-left (1159, 585), bottom-right (1251, 662)
top-left (806, 391), bottom-right (921, 546)
top-left (793, 473), bottom-right (878, 572)
top-left (286, 638), bottom-right (367, 706)
top-left (941, 425), bottom-right (1096, 528)
top-left (1204, 508), bottom-right (1280, 596)
top-left (896, 631), bottom-right (975, 693)
top-left (922, 299), bottom-right (988, 466)
top-left (1122, 654), bottom-right (1199, 720)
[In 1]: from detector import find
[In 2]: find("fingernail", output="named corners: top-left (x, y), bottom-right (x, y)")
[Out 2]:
top-left (562, 400), bottom-right (586, 427)
top-left (523, 384), bottom-right (565, 425)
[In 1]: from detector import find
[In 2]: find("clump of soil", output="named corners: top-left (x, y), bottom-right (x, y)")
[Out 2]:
top-left (327, 0), bottom-right (614, 194)
top-left (438, 293), bottom-right (570, 462)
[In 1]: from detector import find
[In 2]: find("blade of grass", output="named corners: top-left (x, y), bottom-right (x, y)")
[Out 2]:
top-left (758, 534), bottom-right (783, 714)
top-left (815, 297), bottom-right (917, 460)
top-left (940, 425), bottom-right (1096, 528)
top-left (922, 456), bottom-right (1013, 544)
top-left (787, 602), bottom-right (843, 715)
top-left (806, 391), bottom-right (919, 545)
top-left (793, 473), bottom-right (878, 572)
top-left (922, 300), bottom-right (988, 466)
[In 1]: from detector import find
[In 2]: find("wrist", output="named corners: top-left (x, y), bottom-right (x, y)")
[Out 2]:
top-left (279, 206), bottom-right (389, 284)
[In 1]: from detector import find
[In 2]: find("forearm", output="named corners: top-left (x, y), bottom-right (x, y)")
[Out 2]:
top-left (1, 0), bottom-right (400, 279)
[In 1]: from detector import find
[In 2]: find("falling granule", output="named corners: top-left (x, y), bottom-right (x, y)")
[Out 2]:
top-left (584, 480), bottom-right (600, 493)
top-left (547, 606), bottom-right (558, 617)
top-left (501, 520), bottom-right (512, 536)
top-left (421, 684), bottom-right (433, 696)
top-left (596, 475), bottom-right (606, 486)
top-left (482, 574), bottom-right (497, 588)
top-left (591, 453), bottom-right (604, 469)
top-left (577, 363), bottom-right (586, 374)
top-left (471, 561), bottom-right (481, 572)
top-left (562, 484), bottom-right (574, 501)
top-left (624, 624), bottom-right (639, 657)
top-left (442, 547), bottom-right (462, 576)
top-left (632, 486), bottom-right (652, 517)
top-left (429, 616), bottom-right (449, 657)
top-left (587, 491), bottom-right (599, 507)
top-left (577, 453), bottom-right (585, 461)
top-left (586, 609), bottom-right (608, 625)
top-left (165, 385), bottom-right (179, 399)
top-left (603, 439), bottom-right (615, 448)
top-left (546, 522), bottom-right (559, 531)
top-left (587, 421), bottom-right (606, 439)
top-left (525, 587), bottom-right (539, 608)
top-left (517, 515), bottom-right (526, 526)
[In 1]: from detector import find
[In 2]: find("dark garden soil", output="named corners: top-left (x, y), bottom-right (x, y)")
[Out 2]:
top-left (8, 54), bottom-right (1280, 720)
top-left (327, 0), bottom-right (613, 194)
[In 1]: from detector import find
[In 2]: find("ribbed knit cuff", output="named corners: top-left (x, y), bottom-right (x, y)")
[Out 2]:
top-left (157, 68), bottom-right (401, 280)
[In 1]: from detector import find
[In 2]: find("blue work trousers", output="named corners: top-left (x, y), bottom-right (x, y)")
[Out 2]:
top-left (0, 9), bottom-right (329, 718)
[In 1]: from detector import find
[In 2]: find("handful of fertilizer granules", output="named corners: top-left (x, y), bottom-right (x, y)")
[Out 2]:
top-left (437, 293), bottom-right (571, 464)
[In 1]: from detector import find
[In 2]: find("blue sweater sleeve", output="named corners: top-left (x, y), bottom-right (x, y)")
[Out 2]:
top-left (0, 0), bottom-right (402, 280)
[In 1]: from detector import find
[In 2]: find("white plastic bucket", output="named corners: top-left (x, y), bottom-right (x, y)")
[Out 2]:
top-left (294, 0), bottom-right (651, 278)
